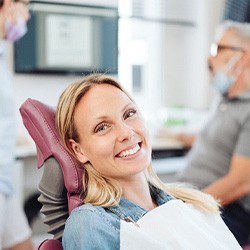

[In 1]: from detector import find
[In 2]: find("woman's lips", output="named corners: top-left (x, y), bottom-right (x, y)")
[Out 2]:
top-left (116, 143), bottom-right (141, 158)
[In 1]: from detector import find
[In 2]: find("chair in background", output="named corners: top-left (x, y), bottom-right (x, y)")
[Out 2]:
top-left (19, 98), bottom-right (85, 249)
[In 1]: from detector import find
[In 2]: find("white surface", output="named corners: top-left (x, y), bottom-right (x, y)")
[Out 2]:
top-left (151, 137), bottom-right (183, 150)
top-left (15, 142), bottom-right (36, 159)
top-left (152, 156), bottom-right (186, 174)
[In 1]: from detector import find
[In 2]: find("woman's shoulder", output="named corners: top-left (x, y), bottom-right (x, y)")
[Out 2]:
top-left (68, 203), bottom-right (106, 222)
top-left (65, 203), bottom-right (119, 231)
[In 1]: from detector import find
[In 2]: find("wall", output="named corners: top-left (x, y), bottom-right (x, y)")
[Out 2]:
top-left (7, 0), bottom-right (224, 141)
top-left (118, 0), bottom-right (225, 116)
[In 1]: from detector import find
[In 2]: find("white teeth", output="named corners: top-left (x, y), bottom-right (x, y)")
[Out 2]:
top-left (118, 144), bottom-right (140, 158)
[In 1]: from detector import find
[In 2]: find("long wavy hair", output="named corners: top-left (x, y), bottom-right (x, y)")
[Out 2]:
top-left (56, 74), bottom-right (219, 213)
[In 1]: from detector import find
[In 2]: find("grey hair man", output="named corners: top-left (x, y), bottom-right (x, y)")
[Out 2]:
top-left (175, 20), bottom-right (250, 247)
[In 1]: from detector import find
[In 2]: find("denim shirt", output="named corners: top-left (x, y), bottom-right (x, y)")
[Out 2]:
top-left (62, 186), bottom-right (173, 250)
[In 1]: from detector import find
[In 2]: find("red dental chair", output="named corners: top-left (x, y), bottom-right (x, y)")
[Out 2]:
top-left (20, 98), bottom-right (85, 250)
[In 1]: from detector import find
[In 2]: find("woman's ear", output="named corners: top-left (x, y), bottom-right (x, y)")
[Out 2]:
top-left (69, 139), bottom-right (89, 163)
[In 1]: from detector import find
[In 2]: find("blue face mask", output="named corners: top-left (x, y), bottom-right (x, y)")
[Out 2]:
top-left (211, 53), bottom-right (242, 95)
top-left (211, 71), bottom-right (235, 95)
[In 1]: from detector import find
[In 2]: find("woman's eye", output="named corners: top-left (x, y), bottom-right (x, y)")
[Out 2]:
top-left (95, 123), bottom-right (109, 133)
top-left (124, 109), bottom-right (137, 119)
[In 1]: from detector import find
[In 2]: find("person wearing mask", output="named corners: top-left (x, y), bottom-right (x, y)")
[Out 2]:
top-left (0, 0), bottom-right (34, 249)
top-left (175, 20), bottom-right (250, 247)
top-left (55, 73), bottom-right (241, 250)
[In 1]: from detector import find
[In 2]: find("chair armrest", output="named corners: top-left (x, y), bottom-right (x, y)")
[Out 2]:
top-left (37, 239), bottom-right (63, 250)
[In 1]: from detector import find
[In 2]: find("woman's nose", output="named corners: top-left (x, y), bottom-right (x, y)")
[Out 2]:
top-left (116, 122), bottom-right (135, 142)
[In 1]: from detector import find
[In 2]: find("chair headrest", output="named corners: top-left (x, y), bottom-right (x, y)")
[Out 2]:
top-left (19, 98), bottom-right (84, 194)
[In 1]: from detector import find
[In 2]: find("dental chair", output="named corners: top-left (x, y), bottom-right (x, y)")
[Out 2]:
top-left (19, 98), bottom-right (85, 250)
top-left (20, 98), bottom-right (250, 250)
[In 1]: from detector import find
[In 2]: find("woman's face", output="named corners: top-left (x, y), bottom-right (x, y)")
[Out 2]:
top-left (70, 84), bottom-right (152, 181)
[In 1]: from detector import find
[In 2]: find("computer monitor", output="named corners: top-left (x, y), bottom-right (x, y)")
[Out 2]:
top-left (14, 1), bottom-right (118, 75)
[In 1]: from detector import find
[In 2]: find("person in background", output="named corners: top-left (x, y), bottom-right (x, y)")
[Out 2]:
top-left (0, 0), bottom-right (34, 249)
top-left (175, 21), bottom-right (250, 247)
top-left (56, 73), bottom-right (241, 250)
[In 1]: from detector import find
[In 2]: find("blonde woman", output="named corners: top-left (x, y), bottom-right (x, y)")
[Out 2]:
top-left (57, 74), bottom-right (240, 250)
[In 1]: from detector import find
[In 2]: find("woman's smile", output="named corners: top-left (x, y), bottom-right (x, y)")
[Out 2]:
top-left (116, 143), bottom-right (141, 158)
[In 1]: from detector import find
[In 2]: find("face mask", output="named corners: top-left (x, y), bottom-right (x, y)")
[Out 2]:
top-left (211, 53), bottom-right (242, 95)
top-left (5, 17), bottom-right (27, 42)
top-left (211, 71), bottom-right (235, 95)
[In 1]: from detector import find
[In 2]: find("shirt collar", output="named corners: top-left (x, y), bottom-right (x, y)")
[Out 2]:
top-left (108, 185), bottom-right (173, 222)
top-left (237, 90), bottom-right (250, 100)
top-left (224, 90), bottom-right (250, 102)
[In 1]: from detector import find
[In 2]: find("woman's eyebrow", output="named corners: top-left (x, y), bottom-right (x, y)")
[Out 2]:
top-left (93, 115), bottom-right (109, 121)
top-left (91, 101), bottom-right (134, 122)
top-left (121, 102), bottom-right (134, 112)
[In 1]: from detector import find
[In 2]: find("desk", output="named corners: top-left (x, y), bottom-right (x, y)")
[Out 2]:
top-left (152, 137), bottom-right (183, 150)
top-left (16, 142), bottom-right (36, 160)
top-left (15, 141), bottom-right (40, 202)
top-left (152, 157), bottom-right (186, 175)
top-left (151, 137), bottom-right (187, 181)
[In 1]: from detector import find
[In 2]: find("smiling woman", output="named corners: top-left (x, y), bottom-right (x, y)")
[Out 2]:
top-left (56, 73), bottom-right (241, 250)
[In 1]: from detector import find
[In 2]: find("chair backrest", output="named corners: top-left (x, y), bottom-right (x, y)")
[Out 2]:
top-left (19, 98), bottom-right (85, 247)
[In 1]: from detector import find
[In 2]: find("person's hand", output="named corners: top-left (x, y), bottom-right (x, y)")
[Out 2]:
top-left (175, 133), bottom-right (196, 148)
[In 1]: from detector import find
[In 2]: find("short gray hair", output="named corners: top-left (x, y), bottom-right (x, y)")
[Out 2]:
top-left (215, 20), bottom-right (250, 50)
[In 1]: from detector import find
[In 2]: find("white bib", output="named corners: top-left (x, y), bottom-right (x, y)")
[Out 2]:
top-left (120, 200), bottom-right (242, 250)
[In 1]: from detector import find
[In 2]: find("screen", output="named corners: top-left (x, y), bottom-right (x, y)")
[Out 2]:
top-left (14, 1), bottom-right (118, 75)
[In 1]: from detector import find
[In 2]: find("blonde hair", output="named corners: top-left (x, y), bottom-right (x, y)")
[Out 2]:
top-left (56, 74), bottom-right (220, 213)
